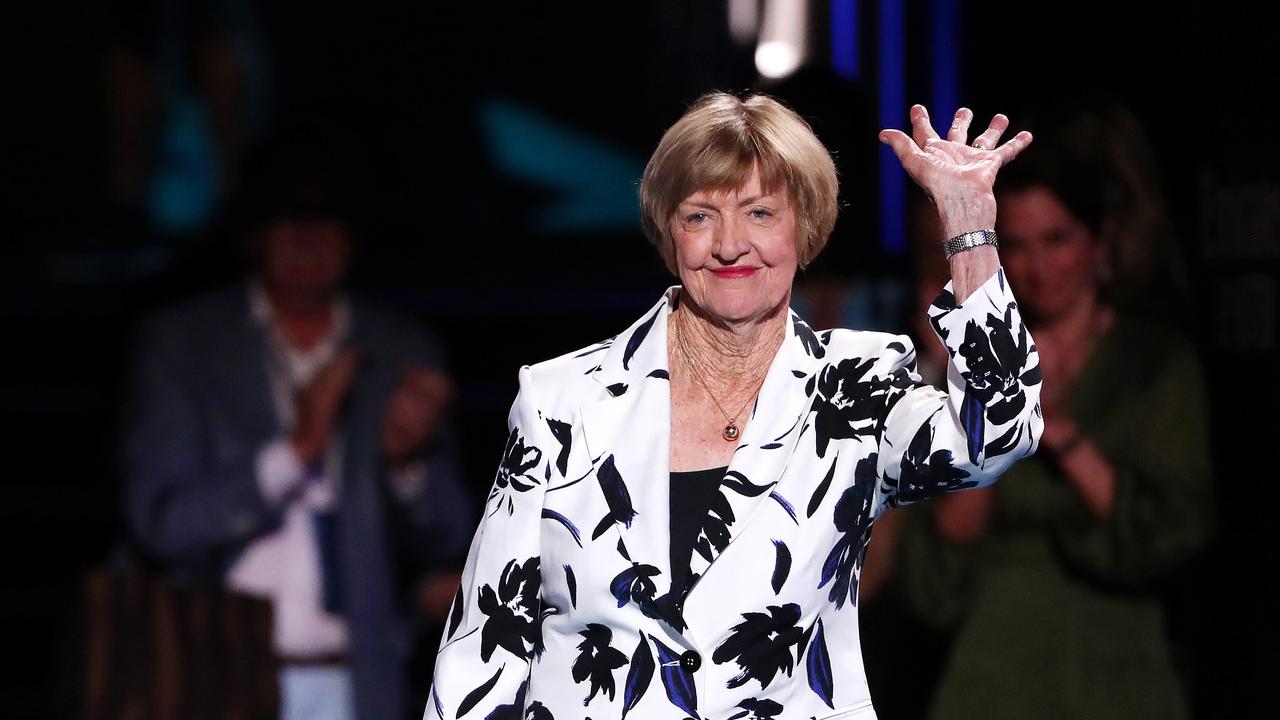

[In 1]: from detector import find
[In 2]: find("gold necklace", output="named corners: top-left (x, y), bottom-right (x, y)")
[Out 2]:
top-left (671, 313), bottom-right (769, 442)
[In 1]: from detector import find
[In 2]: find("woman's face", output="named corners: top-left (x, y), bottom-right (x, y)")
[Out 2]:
top-left (997, 185), bottom-right (1105, 324)
top-left (670, 165), bottom-right (799, 325)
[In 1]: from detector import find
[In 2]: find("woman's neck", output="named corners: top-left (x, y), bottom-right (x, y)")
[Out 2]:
top-left (669, 295), bottom-right (787, 392)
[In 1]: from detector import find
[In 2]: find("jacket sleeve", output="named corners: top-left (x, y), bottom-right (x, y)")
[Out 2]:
top-left (874, 267), bottom-right (1043, 515)
top-left (123, 317), bottom-right (284, 565)
top-left (426, 365), bottom-right (550, 719)
top-left (1046, 337), bottom-right (1214, 587)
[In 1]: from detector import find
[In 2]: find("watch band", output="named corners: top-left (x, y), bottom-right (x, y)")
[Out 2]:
top-left (942, 229), bottom-right (998, 260)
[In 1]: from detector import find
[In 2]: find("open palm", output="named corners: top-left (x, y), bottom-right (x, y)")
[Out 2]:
top-left (880, 105), bottom-right (1032, 230)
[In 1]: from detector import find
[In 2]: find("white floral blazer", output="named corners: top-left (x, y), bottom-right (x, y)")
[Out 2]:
top-left (427, 269), bottom-right (1042, 720)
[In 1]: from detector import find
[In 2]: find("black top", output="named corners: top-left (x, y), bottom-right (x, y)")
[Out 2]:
top-left (669, 466), bottom-right (728, 602)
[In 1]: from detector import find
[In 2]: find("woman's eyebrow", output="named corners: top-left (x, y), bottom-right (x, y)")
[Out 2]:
top-left (679, 199), bottom-right (723, 210)
top-left (679, 193), bottom-right (780, 210)
top-left (736, 193), bottom-right (781, 206)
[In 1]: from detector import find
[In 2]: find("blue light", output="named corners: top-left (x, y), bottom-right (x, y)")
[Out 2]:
top-left (931, 0), bottom-right (960, 123)
top-left (478, 98), bottom-right (645, 233)
top-left (831, 0), bottom-right (859, 80)
top-left (878, 0), bottom-right (906, 256)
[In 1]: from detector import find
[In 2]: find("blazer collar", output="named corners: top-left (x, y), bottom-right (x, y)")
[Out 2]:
top-left (586, 286), bottom-right (679, 399)
top-left (585, 286), bottom-right (826, 400)
top-left (580, 287), bottom-right (828, 626)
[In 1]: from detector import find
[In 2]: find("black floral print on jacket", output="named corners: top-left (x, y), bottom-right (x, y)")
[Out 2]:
top-left (476, 557), bottom-right (541, 662)
top-left (429, 271), bottom-right (1041, 720)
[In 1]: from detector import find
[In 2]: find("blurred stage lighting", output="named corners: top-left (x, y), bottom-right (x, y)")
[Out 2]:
top-left (755, 0), bottom-right (807, 79)
top-left (728, 0), bottom-right (761, 45)
top-left (756, 41), bottom-right (802, 79)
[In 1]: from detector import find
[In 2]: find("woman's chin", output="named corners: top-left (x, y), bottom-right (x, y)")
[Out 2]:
top-left (702, 295), bottom-right (787, 325)
top-left (680, 276), bottom-right (792, 326)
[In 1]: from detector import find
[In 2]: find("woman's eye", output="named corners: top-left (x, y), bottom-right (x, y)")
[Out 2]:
top-left (683, 212), bottom-right (709, 226)
top-left (749, 208), bottom-right (775, 222)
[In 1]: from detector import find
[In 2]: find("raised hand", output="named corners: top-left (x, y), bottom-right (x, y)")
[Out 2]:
top-left (879, 105), bottom-right (1032, 238)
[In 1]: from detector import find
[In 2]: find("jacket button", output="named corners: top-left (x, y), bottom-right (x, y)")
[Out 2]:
top-left (679, 650), bottom-right (701, 672)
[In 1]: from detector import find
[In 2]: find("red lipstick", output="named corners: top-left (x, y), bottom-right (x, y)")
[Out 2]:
top-left (710, 266), bottom-right (758, 279)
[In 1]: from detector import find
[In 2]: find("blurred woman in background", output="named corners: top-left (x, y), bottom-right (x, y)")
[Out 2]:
top-left (898, 100), bottom-right (1213, 720)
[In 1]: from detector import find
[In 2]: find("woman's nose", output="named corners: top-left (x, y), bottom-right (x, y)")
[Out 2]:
top-left (712, 219), bottom-right (750, 262)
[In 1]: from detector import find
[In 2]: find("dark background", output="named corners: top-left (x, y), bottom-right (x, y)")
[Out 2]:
top-left (4, 1), bottom-right (1273, 718)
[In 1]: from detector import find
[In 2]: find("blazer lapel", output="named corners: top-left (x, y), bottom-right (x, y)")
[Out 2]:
top-left (579, 290), bottom-right (677, 592)
top-left (579, 292), bottom-right (828, 629)
top-left (686, 310), bottom-right (826, 586)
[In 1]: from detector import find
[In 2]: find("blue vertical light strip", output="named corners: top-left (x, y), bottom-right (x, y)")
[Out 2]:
top-left (930, 0), bottom-right (960, 123)
top-left (831, 0), bottom-right (859, 80)
top-left (878, 0), bottom-right (906, 255)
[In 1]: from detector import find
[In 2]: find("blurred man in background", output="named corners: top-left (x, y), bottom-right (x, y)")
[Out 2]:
top-left (122, 128), bottom-right (472, 720)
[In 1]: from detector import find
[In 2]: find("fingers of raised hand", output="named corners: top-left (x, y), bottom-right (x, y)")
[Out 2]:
top-left (878, 128), bottom-right (924, 166)
top-left (970, 113), bottom-right (1009, 151)
top-left (947, 107), bottom-right (974, 144)
top-left (910, 104), bottom-right (941, 148)
top-left (994, 130), bottom-right (1034, 165)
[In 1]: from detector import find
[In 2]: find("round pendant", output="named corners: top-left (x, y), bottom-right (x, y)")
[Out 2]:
top-left (722, 424), bottom-right (739, 442)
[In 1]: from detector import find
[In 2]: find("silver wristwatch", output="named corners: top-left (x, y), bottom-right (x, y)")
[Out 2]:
top-left (942, 229), bottom-right (998, 260)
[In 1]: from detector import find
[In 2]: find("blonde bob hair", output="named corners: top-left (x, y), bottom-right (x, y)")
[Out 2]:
top-left (639, 91), bottom-right (839, 273)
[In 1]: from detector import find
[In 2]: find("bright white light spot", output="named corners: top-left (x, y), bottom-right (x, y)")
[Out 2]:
top-left (756, 40), bottom-right (801, 79)
top-left (755, 0), bottom-right (808, 80)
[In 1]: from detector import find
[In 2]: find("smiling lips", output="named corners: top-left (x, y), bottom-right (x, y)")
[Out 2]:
top-left (709, 266), bottom-right (759, 279)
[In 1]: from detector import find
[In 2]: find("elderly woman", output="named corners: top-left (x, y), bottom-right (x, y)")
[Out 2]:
top-left (427, 93), bottom-right (1042, 720)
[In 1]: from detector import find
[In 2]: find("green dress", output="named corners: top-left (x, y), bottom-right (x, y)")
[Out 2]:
top-left (898, 316), bottom-right (1214, 720)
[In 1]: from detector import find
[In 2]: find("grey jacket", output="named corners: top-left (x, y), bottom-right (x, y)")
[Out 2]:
top-left (124, 284), bottom-right (473, 720)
